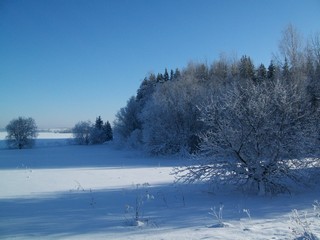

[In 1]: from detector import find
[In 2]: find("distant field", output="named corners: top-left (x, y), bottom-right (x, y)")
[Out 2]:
top-left (0, 131), bottom-right (73, 149)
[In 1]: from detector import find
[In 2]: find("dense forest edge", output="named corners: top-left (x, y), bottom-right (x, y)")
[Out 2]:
top-left (113, 24), bottom-right (320, 195)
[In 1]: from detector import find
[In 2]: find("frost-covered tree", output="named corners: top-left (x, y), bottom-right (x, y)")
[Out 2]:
top-left (210, 56), bottom-right (229, 82)
top-left (136, 74), bottom-right (156, 107)
top-left (173, 68), bottom-right (181, 81)
top-left (142, 76), bottom-right (202, 154)
top-left (279, 24), bottom-right (304, 74)
top-left (72, 121), bottom-right (92, 145)
top-left (5, 117), bottom-right (38, 149)
top-left (73, 117), bottom-right (113, 145)
top-left (113, 96), bottom-right (142, 144)
top-left (282, 57), bottom-right (291, 81)
top-left (175, 80), bottom-right (319, 195)
top-left (183, 62), bottom-right (210, 83)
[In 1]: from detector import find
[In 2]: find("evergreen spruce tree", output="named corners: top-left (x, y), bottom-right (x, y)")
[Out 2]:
top-left (90, 116), bottom-right (106, 144)
top-left (173, 68), bottom-right (181, 80)
top-left (170, 69), bottom-right (174, 81)
top-left (239, 55), bottom-right (255, 80)
top-left (267, 60), bottom-right (276, 80)
top-left (156, 73), bottom-right (164, 83)
top-left (95, 116), bottom-right (103, 130)
top-left (257, 63), bottom-right (267, 81)
top-left (104, 121), bottom-right (113, 141)
top-left (163, 68), bottom-right (169, 82)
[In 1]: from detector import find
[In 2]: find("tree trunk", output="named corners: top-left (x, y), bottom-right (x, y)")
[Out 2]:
top-left (258, 181), bottom-right (266, 196)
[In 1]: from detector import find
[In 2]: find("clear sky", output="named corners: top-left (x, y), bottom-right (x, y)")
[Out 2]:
top-left (0, 0), bottom-right (319, 129)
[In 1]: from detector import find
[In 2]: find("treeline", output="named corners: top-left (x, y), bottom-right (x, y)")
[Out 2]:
top-left (73, 116), bottom-right (113, 145)
top-left (3, 115), bottom-right (114, 149)
top-left (114, 25), bottom-right (319, 156)
top-left (114, 25), bottom-right (319, 194)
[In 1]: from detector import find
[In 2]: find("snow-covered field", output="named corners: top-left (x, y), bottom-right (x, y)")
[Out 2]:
top-left (0, 132), bottom-right (319, 239)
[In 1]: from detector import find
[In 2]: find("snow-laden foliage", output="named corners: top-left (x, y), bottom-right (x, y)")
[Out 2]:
top-left (72, 117), bottom-right (113, 145)
top-left (72, 121), bottom-right (92, 145)
top-left (114, 26), bottom-right (320, 194)
top-left (175, 79), bottom-right (319, 195)
top-left (142, 78), bottom-right (202, 155)
top-left (113, 96), bottom-right (142, 146)
top-left (5, 117), bottom-right (38, 149)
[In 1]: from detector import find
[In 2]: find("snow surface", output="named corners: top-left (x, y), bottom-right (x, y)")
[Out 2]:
top-left (0, 133), bottom-right (319, 239)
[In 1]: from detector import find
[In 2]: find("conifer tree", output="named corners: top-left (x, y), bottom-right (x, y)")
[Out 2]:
top-left (267, 60), bottom-right (276, 80)
top-left (104, 121), bottom-right (113, 141)
top-left (156, 73), bottom-right (164, 83)
top-left (173, 68), bottom-right (181, 80)
top-left (257, 63), bottom-right (267, 81)
top-left (170, 69), bottom-right (174, 81)
top-left (163, 68), bottom-right (169, 82)
top-left (239, 55), bottom-right (255, 80)
top-left (95, 116), bottom-right (103, 130)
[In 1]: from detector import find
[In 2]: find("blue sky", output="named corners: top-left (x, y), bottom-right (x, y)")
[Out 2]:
top-left (0, 0), bottom-right (319, 129)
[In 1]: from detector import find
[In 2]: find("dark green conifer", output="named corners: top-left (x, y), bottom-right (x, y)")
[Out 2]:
top-left (267, 60), bottom-right (275, 80)
top-left (104, 121), bottom-right (113, 141)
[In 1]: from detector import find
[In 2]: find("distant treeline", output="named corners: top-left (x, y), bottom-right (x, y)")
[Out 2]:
top-left (38, 129), bottom-right (73, 133)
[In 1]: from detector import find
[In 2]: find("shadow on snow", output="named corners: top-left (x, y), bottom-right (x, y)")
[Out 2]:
top-left (0, 182), bottom-right (318, 239)
top-left (0, 143), bottom-right (182, 170)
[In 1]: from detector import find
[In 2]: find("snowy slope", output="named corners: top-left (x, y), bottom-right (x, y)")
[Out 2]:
top-left (0, 135), bottom-right (319, 239)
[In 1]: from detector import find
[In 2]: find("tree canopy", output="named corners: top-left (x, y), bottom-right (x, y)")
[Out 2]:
top-left (6, 117), bottom-right (38, 149)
